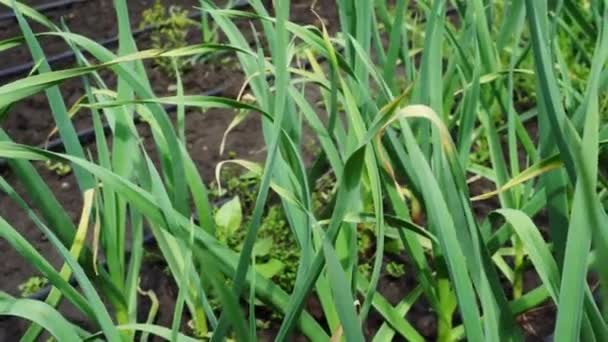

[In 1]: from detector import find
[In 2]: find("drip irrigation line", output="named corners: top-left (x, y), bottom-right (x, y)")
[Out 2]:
top-left (0, 0), bottom-right (250, 80)
top-left (0, 85), bottom-right (225, 171)
top-left (0, 0), bottom-right (320, 173)
top-left (0, 40), bottom-right (326, 170)
top-left (0, 37), bottom-right (113, 80)
top-left (0, 0), bottom-right (451, 80)
top-left (0, 0), bottom-right (88, 22)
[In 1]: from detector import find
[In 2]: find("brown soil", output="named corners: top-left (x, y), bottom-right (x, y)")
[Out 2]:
top-left (0, 0), bottom-right (554, 341)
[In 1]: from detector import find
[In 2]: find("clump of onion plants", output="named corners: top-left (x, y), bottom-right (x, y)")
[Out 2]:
top-left (0, 0), bottom-right (607, 341)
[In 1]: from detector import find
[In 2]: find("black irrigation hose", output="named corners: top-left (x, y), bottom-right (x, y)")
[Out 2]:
top-left (0, 0), bottom-right (88, 22)
top-left (0, 23), bottom-right (157, 79)
top-left (0, 0), bottom-right (251, 80)
top-left (0, 86), bottom-right (225, 171)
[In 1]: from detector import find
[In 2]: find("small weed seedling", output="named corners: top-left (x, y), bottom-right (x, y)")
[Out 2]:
top-left (141, 0), bottom-right (195, 77)
top-left (18, 276), bottom-right (48, 297)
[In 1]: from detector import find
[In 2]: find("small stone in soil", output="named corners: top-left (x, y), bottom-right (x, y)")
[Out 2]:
top-left (417, 314), bottom-right (437, 337)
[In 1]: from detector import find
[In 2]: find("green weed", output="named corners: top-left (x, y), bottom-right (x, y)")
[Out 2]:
top-left (18, 276), bottom-right (48, 297)
top-left (140, 0), bottom-right (195, 77)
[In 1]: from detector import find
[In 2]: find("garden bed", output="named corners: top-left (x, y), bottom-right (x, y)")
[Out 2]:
top-left (1, 0), bottom-right (606, 341)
